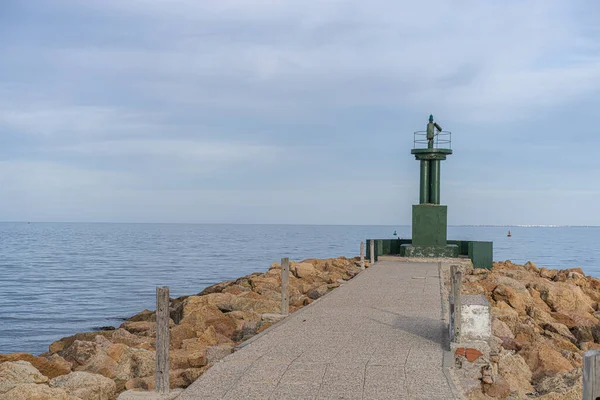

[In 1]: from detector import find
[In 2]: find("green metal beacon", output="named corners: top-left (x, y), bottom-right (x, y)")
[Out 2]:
top-left (364, 115), bottom-right (493, 268)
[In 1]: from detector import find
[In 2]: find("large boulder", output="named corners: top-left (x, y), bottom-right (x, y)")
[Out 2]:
top-left (530, 281), bottom-right (593, 313)
top-left (520, 342), bottom-right (575, 381)
top-left (0, 383), bottom-right (79, 400)
top-left (0, 361), bottom-right (49, 394)
top-left (497, 353), bottom-right (534, 396)
top-left (50, 371), bottom-right (116, 400)
top-left (291, 262), bottom-right (318, 278)
top-left (0, 353), bottom-right (70, 379)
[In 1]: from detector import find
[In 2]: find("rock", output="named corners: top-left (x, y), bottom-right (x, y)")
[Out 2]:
top-left (492, 283), bottom-right (532, 314)
top-left (524, 261), bottom-right (539, 273)
top-left (531, 281), bottom-right (593, 313)
top-left (292, 262), bottom-right (317, 278)
top-left (205, 344), bottom-right (234, 364)
top-left (483, 375), bottom-right (511, 398)
top-left (261, 313), bottom-right (286, 324)
top-left (0, 353), bottom-right (71, 379)
top-left (540, 268), bottom-right (558, 280)
top-left (492, 317), bottom-right (515, 339)
top-left (0, 383), bottom-right (79, 400)
top-left (0, 361), bottom-right (49, 394)
top-left (120, 321), bottom-right (155, 335)
top-left (501, 337), bottom-right (524, 351)
top-left (198, 280), bottom-right (235, 296)
top-left (497, 353), bottom-right (534, 396)
top-left (125, 309), bottom-right (155, 323)
top-left (61, 340), bottom-right (99, 368)
top-left (49, 332), bottom-right (114, 354)
top-left (307, 284), bottom-right (329, 300)
top-left (520, 342), bottom-right (574, 380)
top-left (50, 371), bottom-right (116, 400)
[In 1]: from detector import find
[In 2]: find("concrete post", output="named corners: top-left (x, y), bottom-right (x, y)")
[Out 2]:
top-left (450, 265), bottom-right (462, 342)
top-left (155, 286), bottom-right (170, 395)
top-left (281, 258), bottom-right (289, 316)
top-left (369, 240), bottom-right (375, 264)
top-left (360, 242), bottom-right (365, 270)
top-left (583, 350), bottom-right (600, 400)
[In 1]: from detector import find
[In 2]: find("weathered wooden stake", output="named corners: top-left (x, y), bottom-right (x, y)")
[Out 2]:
top-left (369, 240), bottom-right (375, 264)
top-left (281, 258), bottom-right (289, 316)
top-left (156, 286), bottom-right (170, 394)
top-left (583, 350), bottom-right (600, 400)
top-left (450, 265), bottom-right (462, 342)
top-left (360, 242), bottom-right (365, 270)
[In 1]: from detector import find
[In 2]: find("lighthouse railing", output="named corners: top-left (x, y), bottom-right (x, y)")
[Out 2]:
top-left (413, 131), bottom-right (452, 149)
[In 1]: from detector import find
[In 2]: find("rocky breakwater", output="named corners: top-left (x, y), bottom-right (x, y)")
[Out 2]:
top-left (0, 257), bottom-right (363, 400)
top-left (462, 260), bottom-right (600, 399)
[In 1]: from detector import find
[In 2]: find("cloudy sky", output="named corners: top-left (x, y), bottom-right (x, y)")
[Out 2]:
top-left (1, 0), bottom-right (599, 225)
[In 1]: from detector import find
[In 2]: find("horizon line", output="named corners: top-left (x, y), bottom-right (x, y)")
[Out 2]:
top-left (0, 221), bottom-right (598, 228)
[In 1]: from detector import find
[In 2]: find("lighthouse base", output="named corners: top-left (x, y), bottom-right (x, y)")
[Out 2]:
top-left (401, 244), bottom-right (459, 258)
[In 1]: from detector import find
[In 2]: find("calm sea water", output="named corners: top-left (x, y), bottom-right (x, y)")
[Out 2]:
top-left (0, 223), bottom-right (598, 355)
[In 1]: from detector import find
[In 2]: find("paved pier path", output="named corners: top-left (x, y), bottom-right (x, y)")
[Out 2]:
top-left (178, 261), bottom-right (458, 399)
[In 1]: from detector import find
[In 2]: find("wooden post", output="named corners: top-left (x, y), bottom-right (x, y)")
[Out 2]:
top-left (360, 242), bottom-right (365, 270)
top-left (369, 240), bottom-right (375, 264)
top-left (281, 258), bottom-right (289, 316)
top-left (450, 265), bottom-right (462, 342)
top-left (583, 350), bottom-right (600, 400)
top-left (156, 286), bottom-right (170, 394)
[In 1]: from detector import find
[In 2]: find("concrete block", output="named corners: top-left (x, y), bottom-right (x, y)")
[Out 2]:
top-left (460, 295), bottom-right (491, 342)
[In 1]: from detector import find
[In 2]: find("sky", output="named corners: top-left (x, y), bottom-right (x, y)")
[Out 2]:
top-left (1, 0), bottom-right (600, 225)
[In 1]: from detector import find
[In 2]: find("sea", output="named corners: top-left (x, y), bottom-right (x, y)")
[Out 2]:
top-left (0, 222), bottom-right (598, 355)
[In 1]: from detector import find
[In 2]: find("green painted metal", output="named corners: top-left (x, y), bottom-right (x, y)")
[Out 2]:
top-left (420, 160), bottom-right (430, 204)
top-left (364, 238), bottom-right (492, 268)
top-left (411, 148), bottom-right (452, 161)
top-left (468, 241), bottom-right (494, 269)
top-left (430, 159), bottom-right (441, 204)
top-left (412, 205), bottom-right (447, 246)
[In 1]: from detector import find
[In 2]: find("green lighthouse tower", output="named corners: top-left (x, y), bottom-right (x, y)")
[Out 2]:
top-left (401, 115), bottom-right (459, 258)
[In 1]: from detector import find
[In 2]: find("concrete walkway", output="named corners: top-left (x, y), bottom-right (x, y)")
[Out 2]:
top-left (178, 261), bottom-right (458, 400)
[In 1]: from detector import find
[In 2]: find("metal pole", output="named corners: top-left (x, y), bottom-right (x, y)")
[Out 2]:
top-left (281, 258), bottom-right (289, 316)
top-left (583, 350), bottom-right (600, 399)
top-left (155, 286), bottom-right (170, 394)
top-left (420, 160), bottom-right (430, 204)
top-left (360, 242), bottom-right (365, 270)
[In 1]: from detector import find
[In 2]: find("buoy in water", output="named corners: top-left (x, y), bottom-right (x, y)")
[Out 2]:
top-left (507, 230), bottom-right (512, 237)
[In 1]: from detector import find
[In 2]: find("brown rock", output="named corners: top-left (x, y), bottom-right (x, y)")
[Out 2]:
top-left (520, 342), bottom-right (574, 380)
top-left (120, 321), bottom-right (155, 335)
top-left (492, 317), bottom-right (515, 339)
top-left (307, 284), bottom-right (329, 300)
top-left (0, 383), bottom-right (77, 400)
top-left (497, 353), bottom-right (534, 395)
top-left (531, 281), bottom-right (593, 313)
top-left (483, 375), bottom-right (511, 398)
top-left (49, 371), bottom-right (116, 400)
top-left (492, 283), bottom-right (532, 314)
top-left (0, 361), bottom-right (49, 394)
top-left (540, 268), bottom-right (558, 280)
top-left (0, 353), bottom-right (70, 379)
top-left (125, 309), bottom-right (155, 323)
top-left (198, 280), bottom-right (235, 296)
top-left (501, 337), bottom-right (523, 351)
top-left (60, 340), bottom-right (99, 368)
top-left (291, 262), bottom-right (317, 278)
